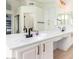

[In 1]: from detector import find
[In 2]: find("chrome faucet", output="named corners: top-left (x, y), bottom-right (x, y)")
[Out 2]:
top-left (58, 26), bottom-right (65, 32)
top-left (23, 26), bottom-right (27, 33)
top-left (56, 18), bottom-right (65, 32)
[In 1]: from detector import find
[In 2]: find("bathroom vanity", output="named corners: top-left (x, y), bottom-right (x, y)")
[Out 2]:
top-left (6, 0), bottom-right (73, 59)
top-left (6, 27), bottom-right (73, 59)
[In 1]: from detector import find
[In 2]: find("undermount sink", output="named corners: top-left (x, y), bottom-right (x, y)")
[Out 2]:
top-left (24, 32), bottom-right (43, 38)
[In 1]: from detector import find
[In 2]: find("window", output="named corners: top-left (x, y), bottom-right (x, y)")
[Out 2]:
top-left (6, 14), bottom-right (11, 34)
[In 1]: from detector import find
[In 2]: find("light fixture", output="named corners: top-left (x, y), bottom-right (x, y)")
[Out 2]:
top-left (60, 0), bottom-right (66, 5)
top-left (59, 0), bottom-right (66, 9)
top-left (58, 0), bottom-right (71, 12)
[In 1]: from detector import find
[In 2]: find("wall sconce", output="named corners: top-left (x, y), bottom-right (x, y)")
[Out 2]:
top-left (60, 0), bottom-right (66, 5)
top-left (59, 0), bottom-right (66, 9)
top-left (58, 0), bottom-right (71, 12)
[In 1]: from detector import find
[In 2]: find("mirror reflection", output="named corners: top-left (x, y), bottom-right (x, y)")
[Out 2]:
top-left (6, 0), bottom-right (73, 35)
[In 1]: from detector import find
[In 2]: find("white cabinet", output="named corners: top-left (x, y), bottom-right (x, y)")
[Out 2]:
top-left (41, 40), bottom-right (53, 59)
top-left (15, 46), bottom-right (38, 59)
top-left (14, 40), bottom-right (53, 59)
top-left (22, 48), bottom-right (37, 59)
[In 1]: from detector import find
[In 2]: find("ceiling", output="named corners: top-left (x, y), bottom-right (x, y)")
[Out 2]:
top-left (6, 0), bottom-right (25, 10)
top-left (6, 0), bottom-right (55, 10)
top-left (9, 0), bottom-right (55, 4)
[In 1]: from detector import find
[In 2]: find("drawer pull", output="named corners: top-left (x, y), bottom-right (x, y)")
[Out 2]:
top-left (37, 45), bottom-right (40, 55)
top-left (43, 44), bottom-right (45, 52)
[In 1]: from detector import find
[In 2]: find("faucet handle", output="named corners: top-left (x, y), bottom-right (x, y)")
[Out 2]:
top-left (29, 28), bottom-right (33, 31)
top-left (62, 27), bottom-right (65, 32)
top-left (23, 26), bottom-right (27, 33)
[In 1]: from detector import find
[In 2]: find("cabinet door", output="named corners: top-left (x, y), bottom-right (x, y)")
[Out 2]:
top-left (41, 40), bottom-right (53, 59)
top-left (16, 46), bottom-right (40, 59)
top-left (22, 48), bottom-right (36, 59)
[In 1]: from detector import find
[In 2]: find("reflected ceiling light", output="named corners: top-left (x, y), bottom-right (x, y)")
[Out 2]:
top-left (59, 0), bottom-right (66, 9)
top-left (58, 0), bottom-right (71, 12)
top-left (60, 0), bottom-right (66, 5)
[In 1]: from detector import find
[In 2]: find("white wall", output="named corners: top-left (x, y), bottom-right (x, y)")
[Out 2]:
top-left (43, 3), bottom-right (57, 31)
top-left (36, 7), bottom-right (45, 31)
top-left (6, 10), bottom-right (12, 14)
